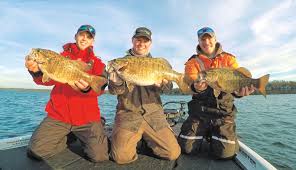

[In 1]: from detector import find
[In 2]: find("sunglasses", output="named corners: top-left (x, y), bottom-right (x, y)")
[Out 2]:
top-left (197, 27), bottom-right (214, 37)
top-left (78, 25), bottom-right (96, 36)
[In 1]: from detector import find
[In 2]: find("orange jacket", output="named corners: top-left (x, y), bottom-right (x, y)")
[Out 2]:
top-left (185, 43), bottom-right (239, 81)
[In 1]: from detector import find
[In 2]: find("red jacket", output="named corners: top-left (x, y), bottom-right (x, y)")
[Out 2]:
top-left (31, 43), bottom-right (106, 125)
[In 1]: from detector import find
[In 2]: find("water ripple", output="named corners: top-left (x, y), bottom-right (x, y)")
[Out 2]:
top-left (0, 90), bottom-right (295, 169)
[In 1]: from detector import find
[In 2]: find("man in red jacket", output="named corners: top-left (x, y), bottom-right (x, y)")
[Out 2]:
top-left (25, 25), bottom-right (109, 162)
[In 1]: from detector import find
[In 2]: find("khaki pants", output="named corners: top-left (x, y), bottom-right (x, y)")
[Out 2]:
top-left (111, 121), bottom-right (181, 164)
top-left (27, 117), bottom-right (109, 162)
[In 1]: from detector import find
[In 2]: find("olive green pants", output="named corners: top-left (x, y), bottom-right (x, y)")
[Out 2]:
top-left (27, 116), bottom-right (109, 162)
top-left (178, 116), bottom-right (239, 159)
top-left (111, 121), bottom-right (181, 164)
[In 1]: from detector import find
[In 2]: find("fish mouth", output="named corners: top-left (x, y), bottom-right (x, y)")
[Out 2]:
top-left (25, 48), bottom-right (45, 64)
top-left (194, 71), bottom-right (207, 83)
top-left (106, 60), bottom-right (115, 73)
top-left (26, 49), bottom-right (37, 61)
top-left (107, 59), bottom-right (128, 73)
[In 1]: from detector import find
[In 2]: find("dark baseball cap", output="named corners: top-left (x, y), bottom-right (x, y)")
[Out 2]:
top-left (133, 27), bottom-right (152, 40)
top-left (197, 27), bottom-right (216, 39)
top-left (77, 25), bottom-right (96, 37)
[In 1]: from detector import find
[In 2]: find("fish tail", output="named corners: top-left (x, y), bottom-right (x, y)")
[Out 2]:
top-left (258, 74), bottom-right (270, 98)
top-left (176, 73), bottom-right (191, 94)
top-left (89, 76), bottom-right (107, 93)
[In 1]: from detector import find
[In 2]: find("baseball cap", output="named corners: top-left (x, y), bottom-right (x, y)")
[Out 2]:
top-left (133, 27), bottom-right (152, 40)
top-left (197, 27), bottom-right (215, 39)
top-left (77, 25), bottom-right (96, 37)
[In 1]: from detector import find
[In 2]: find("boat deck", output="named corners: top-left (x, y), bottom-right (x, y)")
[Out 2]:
top-left (0, 140), bottom-right (242, 170)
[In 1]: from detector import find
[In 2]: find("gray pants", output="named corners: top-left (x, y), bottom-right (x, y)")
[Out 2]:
top-left (27, 117), bottom-right (109, 162)
top-left (178, 116), bottom-right (239, 159)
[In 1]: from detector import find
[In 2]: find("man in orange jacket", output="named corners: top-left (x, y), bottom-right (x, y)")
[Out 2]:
top-left (178, 27), bottom-right (255, 159)
top-left (25, 25), bottom-right (109, 162)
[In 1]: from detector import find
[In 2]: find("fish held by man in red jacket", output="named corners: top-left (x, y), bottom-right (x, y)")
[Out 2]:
top-left (26, 48), bottom-right (107, 93)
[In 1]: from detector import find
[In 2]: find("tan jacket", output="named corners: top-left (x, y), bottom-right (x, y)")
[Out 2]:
top-left (108, 49), bottom-right (172, 132)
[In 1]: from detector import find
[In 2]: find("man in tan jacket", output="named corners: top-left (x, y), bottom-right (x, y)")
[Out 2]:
top-left (108, 27), bottom-right (181, 164)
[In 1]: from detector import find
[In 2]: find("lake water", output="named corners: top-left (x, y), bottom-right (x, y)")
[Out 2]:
top-left (0, 89), bottom-right (295, 170)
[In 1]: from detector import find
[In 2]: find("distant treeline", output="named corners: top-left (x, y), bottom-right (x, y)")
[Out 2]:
top-left (162, 80), bottom-right (296, 95)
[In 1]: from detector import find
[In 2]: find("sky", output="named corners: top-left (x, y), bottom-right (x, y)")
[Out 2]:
top-left (0, 0), bottom-right (296, 89)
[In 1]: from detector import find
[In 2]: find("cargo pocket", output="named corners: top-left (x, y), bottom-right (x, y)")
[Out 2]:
top-left (180, 118), bottom-right (197, 135)
top-left (178, 118), bottom-right (203, 154)
top-left (89, 122), bottom-right (106, 144)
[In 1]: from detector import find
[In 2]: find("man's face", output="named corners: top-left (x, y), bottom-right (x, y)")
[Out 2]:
top-left (75, 31), bottom-right (94, 50)
top-left (132, 36), bottom-right (152, 56)
top-left (198, 34), bottom-right (216, 55)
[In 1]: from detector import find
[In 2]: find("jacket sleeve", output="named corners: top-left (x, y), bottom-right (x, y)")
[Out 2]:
top-left (184, 58), bottom-right (202, 93)
top-left (28, 69), bottom-right (60, 86)
top-left (30, 73), bottom-right (60, 86)
top-left (185, 59), bottom-right (201, 83)
top-left (226, 55), bottom-right (244, 98)
top-left (227, 55), bottom-right (239, 69)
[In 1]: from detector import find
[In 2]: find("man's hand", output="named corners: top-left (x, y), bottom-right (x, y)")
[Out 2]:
top-left (234, 84), bottom-right (256, 97)
top-left (193, 80), bottom-right (208, 92)
top-left (154, 79), bottom-right (168, 87)
top-left (74, 79), bottom-right (90, 91)
top-left (25, 59), bottom-right (40, 73)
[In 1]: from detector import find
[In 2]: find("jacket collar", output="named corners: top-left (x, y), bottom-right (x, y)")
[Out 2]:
top-left (196, 42), bottom-right (223, 59)
top-left (63, 43), bottom-right (95, 61)
top-left (125, 49), bottom-right (152, 57)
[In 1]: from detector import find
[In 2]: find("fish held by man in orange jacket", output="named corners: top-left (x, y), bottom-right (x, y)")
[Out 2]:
top-left (194, 67), bottom-right (270, 97)
top-left (26, 48), bottom-right (107, 93)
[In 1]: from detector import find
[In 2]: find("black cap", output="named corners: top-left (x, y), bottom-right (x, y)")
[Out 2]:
top-left (132, 27), bottom-right (152, 40)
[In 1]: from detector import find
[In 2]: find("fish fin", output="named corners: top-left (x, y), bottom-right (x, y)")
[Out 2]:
top-left (156, 58), bottom-right (172, 68)
top-left (210, 81), bottom-right (222, 97)
top-left (117, 64), bottom-right (128, 72)
top-left (89, 75), bottom-right (107, 93)
top-left (211, 81), bottom-right (222, 89)
top-left (42, 74), bottom-right (51, 83)
top-left (86, 60), bottom-right (94, 70)
top-left (214, 89), bottom-right (221, 98)
top-left (175, 73), bottom-right (192, 94)
top-left (236, 67), bottom-right (252, 78)
top-left (258, 74), bottom-right (270, 98)
top-left (126, 82), bottom-right (135, 92)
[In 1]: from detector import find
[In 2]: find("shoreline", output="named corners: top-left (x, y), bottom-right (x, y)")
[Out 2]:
top-left (1, 87), bottom-right (296, 95)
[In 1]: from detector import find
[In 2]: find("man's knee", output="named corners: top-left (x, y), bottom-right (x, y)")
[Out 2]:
top-left (178, 136), bottom-right (202, 155)
top-left (166, 145), bottom-right (181, 160)
top-left (27, 144), bottom-right (50, 160)
top-left (84, 137), bottom-right (110, 162)
top-left (86, 145), bottom-right (109, 162)
top-left (111, 148), bottom-right (137, 164)
top-left (88, 152), bottom-right (109, 162)
top-left (211, 139), bottom-right (238, 159)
